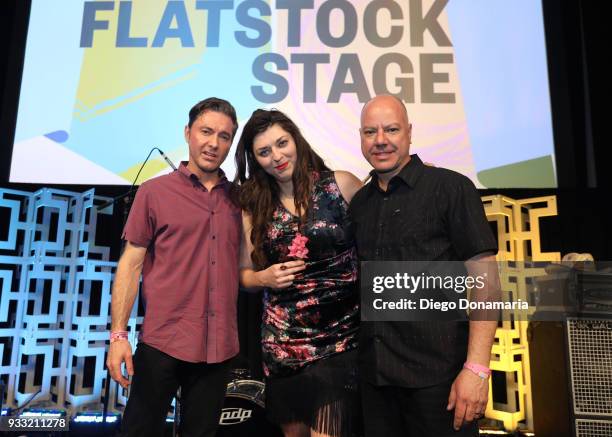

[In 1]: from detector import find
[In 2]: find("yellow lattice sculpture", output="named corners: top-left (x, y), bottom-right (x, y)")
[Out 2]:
top-left (481, 195), bottom-right (561, 431)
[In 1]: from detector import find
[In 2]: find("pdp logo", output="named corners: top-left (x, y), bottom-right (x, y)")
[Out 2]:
top-left (219, 408), bottom-right (253, 425)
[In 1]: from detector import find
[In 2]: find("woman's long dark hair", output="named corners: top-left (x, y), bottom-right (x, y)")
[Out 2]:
top-left (235, 109), bottom-right (329, 269)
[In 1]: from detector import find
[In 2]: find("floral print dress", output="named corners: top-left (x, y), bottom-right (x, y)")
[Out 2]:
top-left (262, 171), bottom-right (359, 378)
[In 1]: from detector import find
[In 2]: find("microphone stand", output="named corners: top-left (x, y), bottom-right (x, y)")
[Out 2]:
top-left (97, 147), bottom-right (177, 212)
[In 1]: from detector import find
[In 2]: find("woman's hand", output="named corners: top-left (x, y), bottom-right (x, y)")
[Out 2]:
top-left (257, 260), bottom-right (306, 289)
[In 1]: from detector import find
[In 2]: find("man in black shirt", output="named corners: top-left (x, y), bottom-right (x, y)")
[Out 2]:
top-left (349, 95), bottom-right (498, 436)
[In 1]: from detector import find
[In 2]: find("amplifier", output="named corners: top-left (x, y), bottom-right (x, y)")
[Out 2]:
top-left (566, 318), bottom-right (612, 437)
top-left (533, 270), bottom-right (612, 317)
top-left (576, 272), bottom-right (612, 315)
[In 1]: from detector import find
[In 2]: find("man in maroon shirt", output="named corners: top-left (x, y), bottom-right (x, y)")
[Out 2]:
top-left (107, 97), bottom-right (241, 437)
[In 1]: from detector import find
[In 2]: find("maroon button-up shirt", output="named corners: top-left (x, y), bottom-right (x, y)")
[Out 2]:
top-left (122, 162), bottom-right (241, 363)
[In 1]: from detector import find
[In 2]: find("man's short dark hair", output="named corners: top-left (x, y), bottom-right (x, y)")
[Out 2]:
top-left (188, 97), bottom-right (238, 138)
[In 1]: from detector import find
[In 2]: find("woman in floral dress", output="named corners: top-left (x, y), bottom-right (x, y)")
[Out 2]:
top-left (235, 109), bottom-right (363, 437)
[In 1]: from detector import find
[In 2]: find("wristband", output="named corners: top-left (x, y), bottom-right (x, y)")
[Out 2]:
top-left (463, 362), bottom-right (491, 379)
top-left (110, 331), bottom-right (129, 343)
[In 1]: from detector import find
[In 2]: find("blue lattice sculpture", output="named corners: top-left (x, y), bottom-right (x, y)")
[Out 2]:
top-left (0, 187), bottom-right (142, 414)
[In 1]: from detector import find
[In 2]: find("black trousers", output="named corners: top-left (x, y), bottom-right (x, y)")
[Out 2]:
top-left (361, 378), bottom-right (479, 437)
top-left (120, 343), bottom-right (232, 437)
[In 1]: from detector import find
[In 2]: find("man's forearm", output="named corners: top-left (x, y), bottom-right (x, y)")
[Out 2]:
top-left (465, 253), bottom-right (500, 366)
top-left (466, 320), bottom-right (497, 366)
top-left (111, 259), bottom-right (142, 331)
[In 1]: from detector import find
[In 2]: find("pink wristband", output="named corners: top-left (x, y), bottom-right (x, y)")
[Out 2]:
top-left (110, 331), bottom-right (129, 343)
top-left (463, 362), bottom-right (491, 379)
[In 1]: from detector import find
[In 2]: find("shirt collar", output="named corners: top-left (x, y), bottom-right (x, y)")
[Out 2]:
top-left (178, 161), bottom-right (229, 188)
top-left (368, 154), bottom-right (425, 193)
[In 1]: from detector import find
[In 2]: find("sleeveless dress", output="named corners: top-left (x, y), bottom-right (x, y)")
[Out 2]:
top-left (262, 171), bottom-right (360, 435)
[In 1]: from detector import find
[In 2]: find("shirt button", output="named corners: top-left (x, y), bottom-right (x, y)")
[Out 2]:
top-left (212, 235), bottom-right (216, 240)
top-left (211, 261), bottom-right (216, 265)
top-left (211, 211), bottom-right (215, 215)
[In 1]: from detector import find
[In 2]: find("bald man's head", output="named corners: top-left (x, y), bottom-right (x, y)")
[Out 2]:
top-left (361, 95), bottom-right (410, 126)
top-left (359, 95), bottom-right (413, 179)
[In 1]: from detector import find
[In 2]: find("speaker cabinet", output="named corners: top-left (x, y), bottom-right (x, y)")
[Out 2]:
top-left (566, 318), bottom-right (612, 437)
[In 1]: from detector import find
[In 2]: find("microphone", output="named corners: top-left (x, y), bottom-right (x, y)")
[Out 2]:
top-left (96, 147), bottom-right (176, 212)
top-left (156, 148), bottom-right (177, 171)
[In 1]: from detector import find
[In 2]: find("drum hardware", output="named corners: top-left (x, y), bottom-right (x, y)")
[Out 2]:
top-left (216, 369), bottom-right (283, 437)
top-left (169, 369), bottom-right (282, 436)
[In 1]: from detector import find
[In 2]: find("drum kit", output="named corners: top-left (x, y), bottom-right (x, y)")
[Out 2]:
top-left (215, 369), bottom-right (282, 436)
top-left (173, 369), bottom-right (283, 437)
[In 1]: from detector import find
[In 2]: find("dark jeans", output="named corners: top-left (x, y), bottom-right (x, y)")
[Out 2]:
top-left (361, 378), bottom-right (479, 437)
top-left (120, 343), bottom-right (231, 437)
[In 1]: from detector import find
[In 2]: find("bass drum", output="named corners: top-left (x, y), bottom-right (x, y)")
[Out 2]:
top-left (215, 378), bottom-right (283, 437)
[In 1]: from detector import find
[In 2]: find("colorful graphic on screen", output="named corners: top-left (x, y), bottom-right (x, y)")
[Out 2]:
top-left (11, 0), bottom-right (556, 188)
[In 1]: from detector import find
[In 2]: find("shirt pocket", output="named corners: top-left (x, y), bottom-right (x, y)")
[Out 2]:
top-left (222, 210), bottom-right (242, 251)
top-left (392, 209), bottom-right (431, 247)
